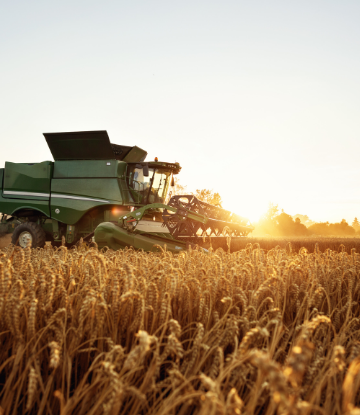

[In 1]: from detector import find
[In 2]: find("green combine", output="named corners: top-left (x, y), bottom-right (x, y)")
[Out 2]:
top-left (0, 131), bottom-right (254, 252)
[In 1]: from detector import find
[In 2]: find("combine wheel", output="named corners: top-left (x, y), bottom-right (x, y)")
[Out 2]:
top-left (11, 222), bottom-right (46, 248)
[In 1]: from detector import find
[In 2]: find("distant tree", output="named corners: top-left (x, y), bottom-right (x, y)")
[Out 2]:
top-left (262, 202), bottom-right (279, 223)
top-left (352, 217), bottom-right (360, 232)
top-left (293, 214), bottom-right (315, 227)
top-left (276, 212), bottom-right (294, 234)
top-left (308, 222), bottom-right (331, 236)
top-left (193, 189), bottom-right (223, 207)
top-left (168, 179), bottom-right (223, 208)
top-left (256, 203), bottom-right (280, 235)
top-left (255, 204), bottom-right (311, 236)
top-left (308, 219), bottom-right (356, 236)
top-left (276, 212), bottom-right (309, 236)
top-left (330, 219), bottom-right (356, 236)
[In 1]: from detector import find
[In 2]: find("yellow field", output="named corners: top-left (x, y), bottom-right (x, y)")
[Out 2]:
top-left (202, 236), bottom-right (360, 255)
top-left (1, 242), bottom-right (360, 414)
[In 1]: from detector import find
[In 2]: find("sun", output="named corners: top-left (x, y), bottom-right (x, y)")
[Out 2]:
top-left (223, 196), bottom-right (267, 224)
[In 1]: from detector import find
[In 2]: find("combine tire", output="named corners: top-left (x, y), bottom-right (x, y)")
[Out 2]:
top-left (11, 222), bottom-right (46, 248)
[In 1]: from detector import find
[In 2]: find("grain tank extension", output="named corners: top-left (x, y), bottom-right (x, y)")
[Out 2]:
top-left (0, 131), bottom-right (253, 252)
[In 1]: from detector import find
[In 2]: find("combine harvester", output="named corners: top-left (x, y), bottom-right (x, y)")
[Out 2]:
top-left (0, 131), bottom-right (254, 252)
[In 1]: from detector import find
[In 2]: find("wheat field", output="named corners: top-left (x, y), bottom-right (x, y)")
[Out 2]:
top-left (1, 242), bottom-right (360, 415)
top-left (195, 236), bottom-right (360, 255)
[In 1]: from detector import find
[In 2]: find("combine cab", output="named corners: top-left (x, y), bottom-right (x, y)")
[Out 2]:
top-left (0, 131), bottom-right (254, 252)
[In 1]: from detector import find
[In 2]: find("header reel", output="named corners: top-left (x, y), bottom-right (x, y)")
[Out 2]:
top-left (162, 195), bottom-right (254, 239)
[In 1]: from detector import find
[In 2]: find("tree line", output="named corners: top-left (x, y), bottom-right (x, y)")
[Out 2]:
top-left (254, 203), bottom-right (360, 237)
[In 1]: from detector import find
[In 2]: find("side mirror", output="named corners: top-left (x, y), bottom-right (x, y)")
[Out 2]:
top-left (171, 174), bottom-right (175, 187)
top-left (143, 164), bottom-right (149, 177)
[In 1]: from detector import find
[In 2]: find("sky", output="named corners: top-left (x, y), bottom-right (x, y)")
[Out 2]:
top-left (1, 0), bottom-right (360, 224)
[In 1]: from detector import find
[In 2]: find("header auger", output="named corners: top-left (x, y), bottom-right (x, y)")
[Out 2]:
top-left (0, 131), bottom-right (254, 252)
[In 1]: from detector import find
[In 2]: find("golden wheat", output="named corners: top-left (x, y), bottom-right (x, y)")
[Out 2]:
top-left (1, 242), bottom-right (360, 414)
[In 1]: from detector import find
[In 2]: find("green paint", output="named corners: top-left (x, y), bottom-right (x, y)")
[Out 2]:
top-left (4, 161), bottom-right (53, 197)
top-left (95, 222), bottom-right (187, 253)
top-left (118, 203), bottom-right (208, 225)
top-left (0, 193), bottom-right (51, 217)
top-left (0, 131), bottom-right (182, 247)
top-left (53, 160), bottom-right (127, 178)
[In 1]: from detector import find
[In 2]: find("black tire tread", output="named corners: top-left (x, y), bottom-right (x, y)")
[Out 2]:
top-left (11, 222), bottom-right (46, 248)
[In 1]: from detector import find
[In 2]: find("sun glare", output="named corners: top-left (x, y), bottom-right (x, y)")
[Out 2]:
top-left (223, 197), bottom-right (267, 224)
